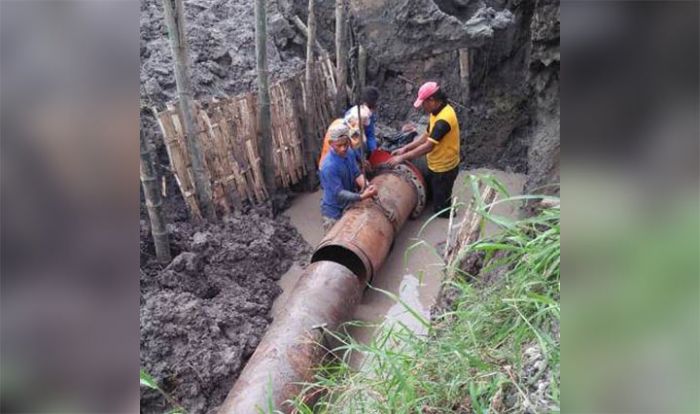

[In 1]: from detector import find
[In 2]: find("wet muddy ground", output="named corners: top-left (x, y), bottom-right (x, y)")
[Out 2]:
top-left (139, 0), bottom-right (556, 409)
top-left (139, 211), bottom-right (310, 414)
top-left (274, 169), bottom-right (525, 367)
top-left (140, 168), bottom-right (524, 414)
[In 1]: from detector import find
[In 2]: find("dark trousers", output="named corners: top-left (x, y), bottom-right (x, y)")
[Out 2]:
top-left (428, 165), bottom-right (459, 218)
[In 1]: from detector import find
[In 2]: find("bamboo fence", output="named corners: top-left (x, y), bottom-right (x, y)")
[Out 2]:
top-left (153, 58), bottom-right (336, 219)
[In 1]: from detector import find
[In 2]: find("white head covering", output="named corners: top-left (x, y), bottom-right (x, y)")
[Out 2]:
top-left (344, 105), bottom-right (371, 127)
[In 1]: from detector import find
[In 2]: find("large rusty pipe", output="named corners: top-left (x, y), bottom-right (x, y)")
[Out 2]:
top-left (311, 170), bottom-right (418, 282)
top-left (219, 154), bottom-right (426, 413)
top-left (217, 261), bottom-right (362, 413)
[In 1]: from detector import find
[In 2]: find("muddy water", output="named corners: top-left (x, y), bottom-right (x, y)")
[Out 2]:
top-left (271, 169), bottom-right (526, 364)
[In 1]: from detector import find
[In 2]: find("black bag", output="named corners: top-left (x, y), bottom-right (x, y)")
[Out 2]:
top-left (379, 130), bottom-right (418, 152)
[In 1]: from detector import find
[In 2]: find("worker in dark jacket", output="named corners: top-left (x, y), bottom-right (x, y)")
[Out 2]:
top-left (387, 82), bottom-right (460, 218)
top-left (319, 123), bottom-right (377, 233)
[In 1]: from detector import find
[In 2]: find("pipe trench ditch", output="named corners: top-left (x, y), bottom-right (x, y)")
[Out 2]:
top-left (139, 0), bottom-right (555, 411)
top-left (140, 155), bottom-right (526, 414)
top-left (218, 152), bottom-right (427, 413)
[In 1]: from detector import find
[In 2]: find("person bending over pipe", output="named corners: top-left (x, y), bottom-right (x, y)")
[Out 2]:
top-left (319, 123), bottom-right (378, 233)
top-left (318, 119), bottom-right (363, 169)
top-left (344, 86), bottom-right (380, 157)
top-left (387, 82), bottom-right (460, 218)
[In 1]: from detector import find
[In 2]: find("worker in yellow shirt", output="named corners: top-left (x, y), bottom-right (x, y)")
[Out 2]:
top-left (387, 82), bottom-right (460, 218)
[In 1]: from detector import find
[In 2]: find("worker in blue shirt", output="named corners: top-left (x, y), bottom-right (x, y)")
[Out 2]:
top-left (319, 123), bottom-right (378, 233)
top-left (344, 86), bottom-right (380, 156)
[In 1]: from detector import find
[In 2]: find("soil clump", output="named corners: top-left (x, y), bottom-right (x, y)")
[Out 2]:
top-left (140, 208), bottom-right (310, 413)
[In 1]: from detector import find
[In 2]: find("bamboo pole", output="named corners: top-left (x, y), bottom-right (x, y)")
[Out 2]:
top-left (140, 128), bottom-right (171, 264)
top-left (458, 48), bottom-right (470, 100)
top-left (358, 44), bottom-right (367, 92)
top-left (302, 0), bottom-right (319, 188)
top-left (291, 14), bottom-right (329, 59)
top-left (334, 0), bottom-right (348, 114)
top-left (255, 0), bottom-right (276, 196)
top-left (162, 0), bottom-right (216, 221)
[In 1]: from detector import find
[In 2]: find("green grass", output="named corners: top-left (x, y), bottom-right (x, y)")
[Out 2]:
top-left (286, 175), bottom-right (560, 414)
top-left (140, 369), bottom-right (187, 414)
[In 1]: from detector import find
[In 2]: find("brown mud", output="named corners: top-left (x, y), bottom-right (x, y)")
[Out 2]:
top-left (139, 209), bottom-right (310, 414)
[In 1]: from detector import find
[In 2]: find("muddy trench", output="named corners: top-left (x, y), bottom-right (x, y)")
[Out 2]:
top-left (139, 0), bottom-right (559, 412)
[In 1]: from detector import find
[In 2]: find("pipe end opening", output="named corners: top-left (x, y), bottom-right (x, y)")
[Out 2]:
top-left (311, 245), bottom-right (369, 282)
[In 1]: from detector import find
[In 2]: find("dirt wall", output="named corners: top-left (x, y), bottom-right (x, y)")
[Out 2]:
top-left (343, 0), bottom-right (559, 179)
top-left (524, 0), bottom-right (560, 195)
top-left (140, 0), bottom-right (305, 104)
top-left (141, 0), bottom-right (559, 195)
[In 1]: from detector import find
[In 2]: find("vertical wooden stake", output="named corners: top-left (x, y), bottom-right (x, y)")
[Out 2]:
top-left (358, 44), bottom-right (367, 92)
top-left (140, 128), bottom-right (172, 264)
top-left (334, 0), bottom-right (348, 114)
top-left (255, 0), bottom-right (277, 197)
top-left (302, 0), bottom-right (319, 188)
top-left (162, 0), bottom-right (216, 221)
top-left (458, 48), bottom-right (470, 100)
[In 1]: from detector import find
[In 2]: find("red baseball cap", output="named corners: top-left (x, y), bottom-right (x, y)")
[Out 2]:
top-left (413, 81), bottom-right (440, 108)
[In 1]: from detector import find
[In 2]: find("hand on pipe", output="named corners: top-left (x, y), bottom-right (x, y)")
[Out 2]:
top-left (360, 185), bottom-right (378, 200)
top-left (386, 155), bottom-right (404, 168)
top-left (391, 147), bottom-right (406, 156)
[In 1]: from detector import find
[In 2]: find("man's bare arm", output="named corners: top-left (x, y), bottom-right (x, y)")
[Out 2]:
top-left (400, 140), bottom-right (434, 161)
top-left (386, 140), bottom-right (434, 168)
top-left (392, 132), bottom-right (427, 155)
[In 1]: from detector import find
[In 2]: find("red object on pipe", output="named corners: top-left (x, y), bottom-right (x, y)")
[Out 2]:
top-left (368, 148), bottom-right (392, 166)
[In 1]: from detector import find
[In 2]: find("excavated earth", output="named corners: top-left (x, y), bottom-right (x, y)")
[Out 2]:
top-left (139, 0), bottom-right (314, 411)
top-left (139, 0), bottom-right (558, 412)
top-left (140, 198), bottom-right (310, 413)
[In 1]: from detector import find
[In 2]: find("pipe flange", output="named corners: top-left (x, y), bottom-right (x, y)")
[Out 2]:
top-left (370, 163), bottom-right (426, 218)
top-left (393, 164), bottom-right (426, 218)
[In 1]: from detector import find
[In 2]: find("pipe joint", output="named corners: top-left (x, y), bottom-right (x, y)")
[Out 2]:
top-left (219, 148), bottom-right (427, 413)
top-left (373, 163), bottom-right (427, 218)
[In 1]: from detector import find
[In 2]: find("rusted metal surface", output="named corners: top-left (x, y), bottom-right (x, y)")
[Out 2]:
top-left (371, 171), bottom-right (419, 227)
top-left (312, 167), bottom-right (420, 282)
top-left (219, 154), bottom-right (428, 413)
top-left (217, 261), bottom-right (363, 414)
top-left (397, 163), bottom-right (428, 218)
top-left (370, 149), bottom-right (428, 218)
top-left (312, 200), bottom-right (395, 282)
